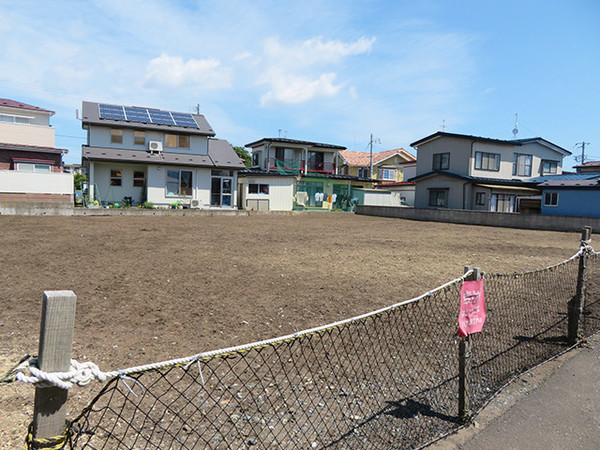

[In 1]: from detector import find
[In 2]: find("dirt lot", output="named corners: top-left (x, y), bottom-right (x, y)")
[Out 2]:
top-left (0, 213), bottom-right (583, 448)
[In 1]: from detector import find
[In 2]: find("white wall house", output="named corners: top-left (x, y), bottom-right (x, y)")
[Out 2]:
top-left (409, 132), bottom-right (571, 212)
top-left (81, 101), bottom-right (245, 208)
top-left (0, 99), bottom-right (71, 207)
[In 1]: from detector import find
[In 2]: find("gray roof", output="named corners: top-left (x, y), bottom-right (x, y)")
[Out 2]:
top-left (539, 178), bottom-right (600, 189)
top-left (526, 174), bottom-right (600, 183)
top-left (81, 101), bottom-right (216, 136)
top-left (410, 131), bottom-right (571, 156)
top-left (83, 139), bottom-right (245, 170)
top-left (245, 137), bottom-right (346, 150)
top-left (207, 138), bottom-right (246, 169)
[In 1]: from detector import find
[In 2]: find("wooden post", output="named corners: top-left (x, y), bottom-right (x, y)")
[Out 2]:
top-left (568, 227), bottom-right (591, 345)
top-left (458, 266), bottom-right (481, 422)
top-left (32, 291), bottom-right (77, 440)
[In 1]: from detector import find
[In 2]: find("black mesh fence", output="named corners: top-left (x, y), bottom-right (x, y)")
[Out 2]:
top-left (57, 249), bottom-right (600, 449)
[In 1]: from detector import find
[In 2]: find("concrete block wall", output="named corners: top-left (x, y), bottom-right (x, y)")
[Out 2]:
top-left (356, 205), bottom-right (600, 232)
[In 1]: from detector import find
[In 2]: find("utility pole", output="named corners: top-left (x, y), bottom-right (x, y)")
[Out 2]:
top-left (369, 133), bottom-right (373, 178)
top-left (575, 141), bottom-right (591, 164)
top-left (369, 134), bottom-right (380, 179)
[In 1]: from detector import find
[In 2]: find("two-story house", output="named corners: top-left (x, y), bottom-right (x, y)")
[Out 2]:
top-left (0, 98), bottom-right (67, 173)
top-left (409, 131), bottom-right (571, 212)
top-left (247, 137), bottom-right (343, 175)
top-left (81, 101), bottom-right (245, 208)
top-left (0, 99), bottom-right (72, 207)
top-left (239, 137), bottom-right (372, 211)
top-left (335, 148), bottom-right (416, 182)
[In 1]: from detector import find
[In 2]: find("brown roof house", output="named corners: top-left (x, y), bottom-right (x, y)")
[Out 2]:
top-left (335, 148), bottom-right (416, 182)
top-left (81, 101), bottom-right (245, 208)
top-left (0, 98), bottom-right (72, 211)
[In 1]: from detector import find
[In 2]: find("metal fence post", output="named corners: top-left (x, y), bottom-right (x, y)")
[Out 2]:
top-left (568, 227), bottom-right (591, 345)
top-left (32, 291), bottom-right (77, 442)
top-left (458, 266), bottom-right (481, 422)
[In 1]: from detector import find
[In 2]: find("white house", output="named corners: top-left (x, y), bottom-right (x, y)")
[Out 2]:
top-left (0, 98), bottom-right (71, 207)
top-left (81, 101), bottom-right (245, 208)
top-left (409, 132), bottom-right (571, 212)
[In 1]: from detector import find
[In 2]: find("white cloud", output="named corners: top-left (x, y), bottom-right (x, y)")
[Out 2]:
top-left (260, 72), bottom-right (342, 105)
top-left (258, 36), bottom-right (374, 105)
top-left (234, 51), bottom-right (253, 62)
top-left (144, 53), bottom-right (232, 90)
top-left (263, 36), bottom-right (375, 67)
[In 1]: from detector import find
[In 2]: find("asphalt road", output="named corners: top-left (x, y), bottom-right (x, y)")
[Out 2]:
top-left (435, 333), bottom-right (600, 450)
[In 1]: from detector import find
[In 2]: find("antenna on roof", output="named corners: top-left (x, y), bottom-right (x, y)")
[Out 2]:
top-left (512, 113), bottom-right (519, 139)
top-left (440, 119), bottom-right (446, 131)
top-left (195, 103), bottom-right (200, 114)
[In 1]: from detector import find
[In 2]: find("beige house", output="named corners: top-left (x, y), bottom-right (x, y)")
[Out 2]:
top-left (335, 148), bottom-right (416, 183)
top-left (0, 99), bottom-right (72, 207)
top-left (409, 132), bottom-right (571, 212)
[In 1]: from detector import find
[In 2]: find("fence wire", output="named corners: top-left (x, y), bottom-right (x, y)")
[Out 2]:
top-left (61, 250), bottom-right (600, 449)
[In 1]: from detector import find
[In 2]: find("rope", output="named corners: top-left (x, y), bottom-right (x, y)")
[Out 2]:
top-left (15, 358), bottom-right (107, 389)
top-left (0, 354), bottom-right (30, 385)
top-left (25, 422), bottom-right (70, 450)
top-left (15, 270), bottom-right (475, 389)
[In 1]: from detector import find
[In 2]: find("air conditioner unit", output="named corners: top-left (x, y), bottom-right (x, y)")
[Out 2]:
top-left (190, 199), bottom-right (200, 208)
top-left (148, 141), bottom-right (163, 153)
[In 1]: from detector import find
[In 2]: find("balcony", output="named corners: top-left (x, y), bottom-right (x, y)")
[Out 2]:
top-left (267, 158), bottom-right (336, 174)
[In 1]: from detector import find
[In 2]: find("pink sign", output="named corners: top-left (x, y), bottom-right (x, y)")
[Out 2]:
top-left (457, 279), bottom-right (486, 337)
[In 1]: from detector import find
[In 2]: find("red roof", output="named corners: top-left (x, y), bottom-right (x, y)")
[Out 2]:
top-left (0, 98), bottom-right (54, 114)
top-left (338, 148), bottom-right (416, 166)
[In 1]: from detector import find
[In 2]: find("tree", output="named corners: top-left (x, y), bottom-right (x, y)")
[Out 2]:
top-left (73, 173), bottom-right (87, 191)
top-left (234, 146), bottom-right (251, 168)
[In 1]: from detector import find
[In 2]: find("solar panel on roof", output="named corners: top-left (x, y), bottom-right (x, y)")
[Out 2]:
top-left (98, 104), bottom-right (126, 120)
top-left (98, 104), bottom-right (200, 128)
top-left (171, 112), bottom-right (199, 128)
top-left (124, 107), bottom-right (150, 122)
top-left (148, 109), bottom-right (175, 125)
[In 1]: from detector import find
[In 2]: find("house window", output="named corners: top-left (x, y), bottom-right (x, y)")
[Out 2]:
top-left (111, 129), bottom-right (123, 144)
top-left (428, 189), bottom-right (448, 207)
top-left (542, 160), bottom-right (558, 175)
top-left (275, 148), bottom-right (285, 161)
top-left (513, 153), bottom-right (532, 177)
top-left (0, 114), bottom-right (32, 124)
top-left (252, 152), bottom-right (260, 166)
top-left (16, 163), bottom-right (51, 172)
top-left (178, 135), bottom-right (190, 148)
top-left (358, 167), bottom-right (370, 178)
top-left (110, 169), bottom-right (122, 186)
top-left (133, 171), bottom-right (145, 187)
top-left (166, 170), bottom-right (192, 196)
top-left (432, 153), bottom-right (450, 170)
top-left (475, 192), bottom-right (486, 205)
top-left (544, 192), bottom-right (559, 206)
top-left (379, 168), bottom-right (396, 180)
top-left (249, 183), bottom-right (270, 194)
top-left (165, 134), bottom-right (190, 148)
top-left (475, 152), bottom-right (500, 171)
top-left (134, 131), bottom-right (145, 145)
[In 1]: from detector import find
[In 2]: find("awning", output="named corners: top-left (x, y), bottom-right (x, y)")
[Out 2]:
top-left (474, 183), bottom-right (539, 193)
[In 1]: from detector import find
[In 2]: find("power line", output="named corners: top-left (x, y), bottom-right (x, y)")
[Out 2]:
top-left (574, 141), bottom-right (591, 164)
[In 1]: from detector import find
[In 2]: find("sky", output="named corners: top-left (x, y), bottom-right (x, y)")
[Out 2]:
top-left (1, 0), bottom-right (598, 168)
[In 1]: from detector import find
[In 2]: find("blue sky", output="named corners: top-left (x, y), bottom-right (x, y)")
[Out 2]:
top-left (1, 0), bottom-right (598, 168)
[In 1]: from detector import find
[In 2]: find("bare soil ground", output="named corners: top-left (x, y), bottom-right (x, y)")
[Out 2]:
top-left (0, 213), bottom-right (582, 448)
